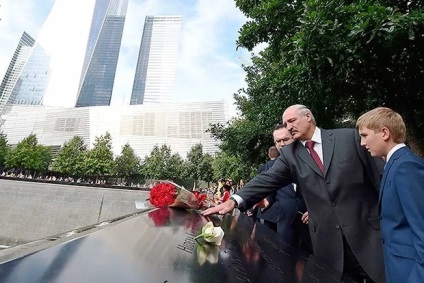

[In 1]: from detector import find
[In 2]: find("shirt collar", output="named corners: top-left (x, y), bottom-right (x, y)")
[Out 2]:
top-left (301, 127), bottom-right (321, 146)
top-left (386, 143), bottom-right (406, 163)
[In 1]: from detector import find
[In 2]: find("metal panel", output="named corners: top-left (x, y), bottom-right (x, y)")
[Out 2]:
top-left (0, 208), bottom-right (347, 282)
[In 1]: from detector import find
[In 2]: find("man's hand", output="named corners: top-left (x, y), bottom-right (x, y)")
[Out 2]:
top-left (252, 198), bottom-right (270, 210)
top-left (301, 211), bottom-right (309, 224)
top-left (201, 199), bottom-right (236, 215)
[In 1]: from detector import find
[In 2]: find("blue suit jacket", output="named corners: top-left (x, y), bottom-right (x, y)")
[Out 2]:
top-left (380, 146), bottom-right (424, 283)
top-left (256, 159), bottom-right (306, 245)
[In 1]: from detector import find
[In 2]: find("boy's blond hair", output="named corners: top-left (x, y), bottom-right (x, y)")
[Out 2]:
top-left (356, 107), bottom-right (406, 143)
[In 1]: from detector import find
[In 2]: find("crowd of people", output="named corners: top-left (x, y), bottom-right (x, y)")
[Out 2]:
top-left (0, 171), bottom-right (144, 187)
top-left (203, 104), bottom-right (424, 283)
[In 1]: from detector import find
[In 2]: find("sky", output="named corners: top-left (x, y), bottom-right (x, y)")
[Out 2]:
top-left (0, 0), bottom-right (253, 117)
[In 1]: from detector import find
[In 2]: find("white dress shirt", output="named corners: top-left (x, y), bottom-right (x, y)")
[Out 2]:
top-left (301, 127), bottom-right (323, 164)
top-left (231, 127), bottom-right (323, 209)
top-left (386, 143), bottom-right (406, 163)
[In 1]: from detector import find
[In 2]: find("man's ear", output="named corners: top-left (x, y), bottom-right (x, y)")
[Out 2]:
top-left (381, 127), bottom-right (391, 141)
top-left (305, 112), bottom-right (312, 122)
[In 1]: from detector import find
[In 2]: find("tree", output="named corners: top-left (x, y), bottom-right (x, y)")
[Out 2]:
top-left (52, 136), bottom-right (87, 178)
top-left (212, 151), bottom-right (256, 183)
top-left (212, 0), bottom-right (424, 161)
top-left (0, 132), bottom-right (9, 170)
top-left (114, 143), bottom-right (140, 182)
top-left (5, 134), bottom-right (52, 175)
top-left (140, 144), bottom-right (185, 182)
top-left (184, 144), bottom-right (215, 186)
top-left (201, 153), bottom-right (214, 185)
top-left (83, 132), bottom-right (114, 180)
top-left (209, 117), bottom-right (271, 167)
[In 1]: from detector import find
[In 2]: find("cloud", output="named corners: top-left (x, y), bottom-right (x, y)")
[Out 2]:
top-left (172, 0), bottom-right (249, 117)
top-left (0, 0), bottom-right (249, 118)
top-left (112, 0), bottom-right (249, 118)
top-left (0, 0), bottom-right (55, 79)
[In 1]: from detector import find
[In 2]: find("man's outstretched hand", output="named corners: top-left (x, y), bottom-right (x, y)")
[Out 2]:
top-left (201, 199), bottom-right (236, 215)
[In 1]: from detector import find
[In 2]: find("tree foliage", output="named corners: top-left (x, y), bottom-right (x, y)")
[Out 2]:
top-left (83, 132), bottom-right (114, 178)
top-left (0, 132), bottom-right (9, 169)
top-left (184, 144), bottom-right (214, 184)
top-left (212, 151), bottom-right (256, 182)
top-left (5, 134), bottom-right (51, 174)
top-left (212, 0), bottom-right (424, 162)
top-left (52, 136), bottom-right (87, 177)
top-left (140, 144), bottom-right (185, 182)
top-left (114, 143), bottom-right (140, 179)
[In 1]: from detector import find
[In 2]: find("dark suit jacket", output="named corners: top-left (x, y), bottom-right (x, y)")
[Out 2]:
top-left (379, 147), bottom-right (424, 283)
top-left (256, 159), bottom-right (306, 246)
top-left (236, 128), bottom-right (385, 282)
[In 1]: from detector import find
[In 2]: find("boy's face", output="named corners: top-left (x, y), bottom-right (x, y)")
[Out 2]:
top-left (358, 126), bottom-right (387, 157)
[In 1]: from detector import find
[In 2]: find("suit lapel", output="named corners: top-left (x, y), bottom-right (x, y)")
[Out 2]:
top-left (378, 161), bottom-right (391, 213)
top-left (378, 147), bottom-right (408, 213)
top-left (295, 140), bottom-right (324, 177)
top-left (321, 129), bottom-right (335, 178)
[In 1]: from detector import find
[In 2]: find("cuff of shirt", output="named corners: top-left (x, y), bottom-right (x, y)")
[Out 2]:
top-left (230, 194), bottom-right (244, 209)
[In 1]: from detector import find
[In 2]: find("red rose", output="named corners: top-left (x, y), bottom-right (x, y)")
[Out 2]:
top-left (149, 182), bottom-right (178, 207)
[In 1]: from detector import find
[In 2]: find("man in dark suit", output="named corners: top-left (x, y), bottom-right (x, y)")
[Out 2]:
top-left (255, 129), bottom-right (308, 249)
top-left (357, 107), bottom-right (424, 283)
top-left (203, 104), bottom-right (385, 282)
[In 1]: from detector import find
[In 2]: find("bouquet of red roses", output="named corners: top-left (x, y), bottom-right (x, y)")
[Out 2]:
top-left (149, 181), bottom-right (206, 210)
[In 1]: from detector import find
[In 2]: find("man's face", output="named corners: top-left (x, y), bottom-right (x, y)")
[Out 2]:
top-left (358, 126), bottom-right (386, 157)
top-left (273, 127), bottom-right (293, 150)
top-left (282, 107), bottom-right (313, 141)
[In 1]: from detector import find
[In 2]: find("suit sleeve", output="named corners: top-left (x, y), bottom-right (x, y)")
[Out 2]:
top-left (395, 159), bottom-right (424, 277)
top-left (354, 130), bottom-right (383, 193)
top-left (236, 155), bottom-right (292, 210)
top-left (257, 164), bottom-right (265, 174)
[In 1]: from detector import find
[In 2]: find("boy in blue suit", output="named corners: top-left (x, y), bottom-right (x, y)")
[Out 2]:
top-left (357, 107), bottom-right (424, 283)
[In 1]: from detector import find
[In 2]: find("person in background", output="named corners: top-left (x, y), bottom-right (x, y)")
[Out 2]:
top-left (357, 107), bottom-right (424, 283)
top-left (214, 178), bottom-right (224, 199)
top-left (203, 104), bottom-right (385, 283)
top-left (255, 127), bottom-right (309, 250)
top-left (221, 184), bottom-right (231, 203)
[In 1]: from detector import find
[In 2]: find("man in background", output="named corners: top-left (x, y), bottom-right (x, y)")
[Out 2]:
top-left (255, 126), bottom-right (309, 250)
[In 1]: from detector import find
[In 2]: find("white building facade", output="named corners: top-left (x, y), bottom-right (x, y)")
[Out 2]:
top-left (1, 101), bottom-right (228, 158)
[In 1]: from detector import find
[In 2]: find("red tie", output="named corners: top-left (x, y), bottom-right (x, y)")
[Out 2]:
top-left (305, 141), bottom-right (324, 173)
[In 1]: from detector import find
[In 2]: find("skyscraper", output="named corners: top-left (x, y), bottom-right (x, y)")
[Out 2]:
top-left (76, 0), bottom-right (129, 107)
top-left (2, 0), bottom-right (128, 109)
top-left (4, 0), bottom-right (97, 107)
top-left (0, 32), bottom-right (35, 112)
top-left (130, 16), bottom-right (182, 105)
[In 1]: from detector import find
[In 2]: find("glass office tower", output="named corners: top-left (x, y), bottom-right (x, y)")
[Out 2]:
top-left (0, 32), bottom-right (35, 111)
top-left (76, 0), bottom-right (129, 107)
top-left (130, 16), bottom-right (182, 105)
top-left (4, 0), bottom-right (97, 107)
top-left (2, 0), bottom-right (128, 109)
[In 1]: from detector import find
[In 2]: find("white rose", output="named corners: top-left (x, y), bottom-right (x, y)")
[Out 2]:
top-left (197, 244), bottom-right (219, 265)
top-left (201, 222), bottom-right (224, 246)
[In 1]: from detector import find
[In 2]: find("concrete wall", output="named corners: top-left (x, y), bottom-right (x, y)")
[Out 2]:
top-left (0, 179), bottom-right (150, 247)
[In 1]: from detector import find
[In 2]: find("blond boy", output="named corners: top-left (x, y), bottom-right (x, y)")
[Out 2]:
top-left (357, 107), bottom-right (424, 283)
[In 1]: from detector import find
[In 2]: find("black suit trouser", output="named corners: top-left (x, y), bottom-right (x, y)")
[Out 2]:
top-left (342, 235), bottom-right (374, 283)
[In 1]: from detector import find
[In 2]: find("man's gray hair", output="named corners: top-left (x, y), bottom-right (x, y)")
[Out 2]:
top-left (291, 104), bottom-right (316, 125)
